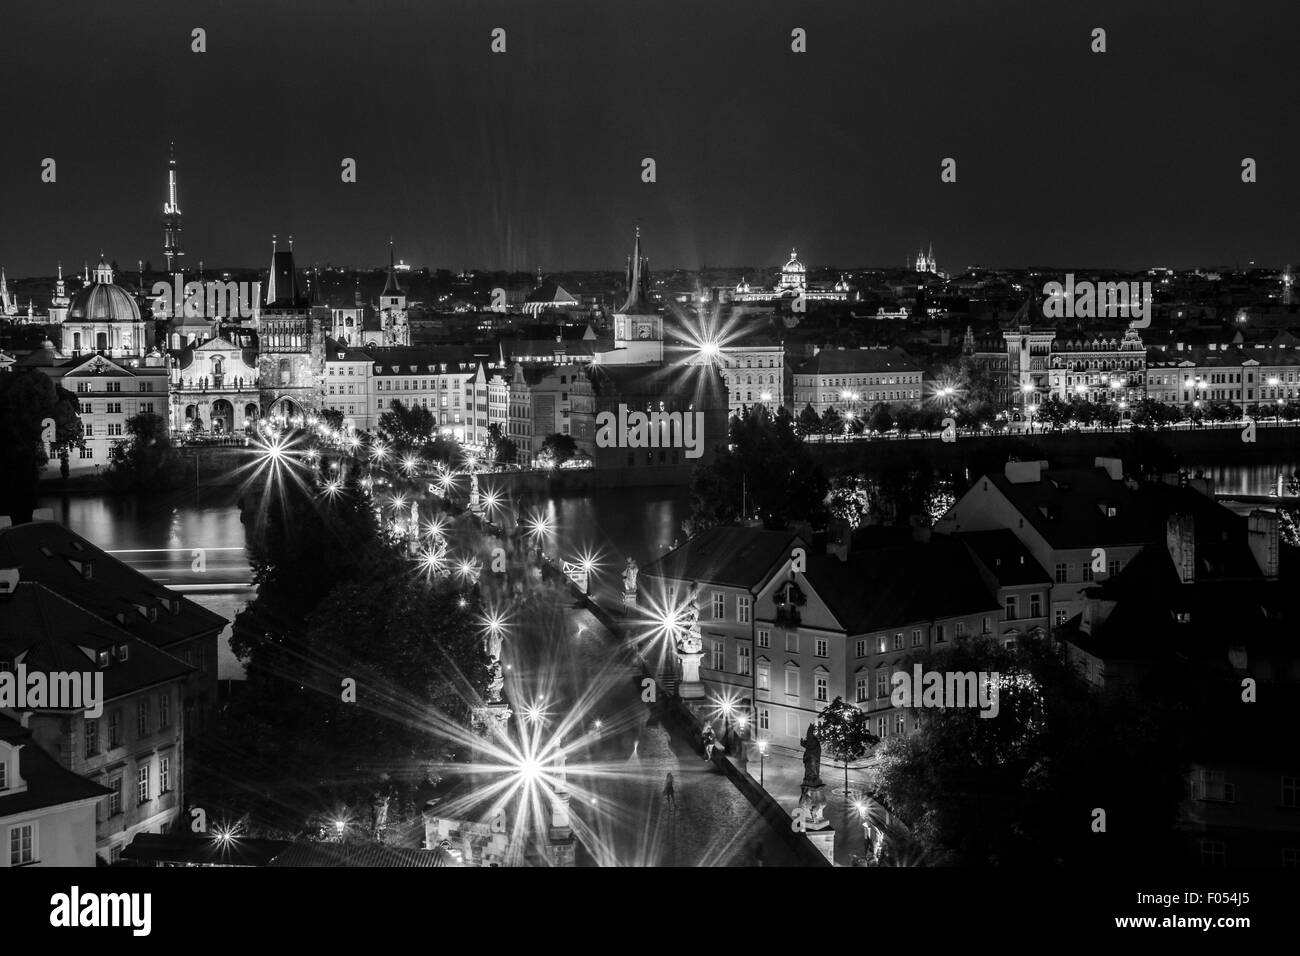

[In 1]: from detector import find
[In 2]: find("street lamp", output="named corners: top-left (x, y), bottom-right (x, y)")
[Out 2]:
top-left (758, 738), bottom-right (768, 787)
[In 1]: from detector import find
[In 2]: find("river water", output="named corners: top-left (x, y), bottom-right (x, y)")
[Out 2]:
top-left (37, 483), bottom-right (691, 680)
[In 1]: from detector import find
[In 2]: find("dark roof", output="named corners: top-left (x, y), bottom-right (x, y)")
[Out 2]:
top-left (982, 466), bottom-right (1149, 549)
top-left (957, 530), bottom-right (1053, 586)
top-left (0, 522), bottom-right (226, 652)
top-left (803, 537), bottom-right (999, 633)
top-left (0, 582), bottom-right (193, 702)
top-left (324, 337), bottom-right (373, 362)
top-left (0, 714), bottom-right (110, 818)
top-left (367, 346), bottom-right (478, 373)
top-left (642, 526), bottom-right (801, 590)
top-left (265, 249), bottom-right (306, 308)
top-left (793, 346), bottom-right (920, 376)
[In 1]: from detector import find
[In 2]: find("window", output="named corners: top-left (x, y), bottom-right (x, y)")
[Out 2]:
top-left (158, 692), bottom-right (170, 729)
top-left (855, 639), bottom-right (866, 658)
top-left (0, 761), bottom-right (5, 790)
top-left (893, 632), bottom-right (904, 650)
top-left (1005, 596), bottom-right (1018, 620)
top-left (785, 633), bottom-right (798, 653)
top-left (1030, 593), bottom-right (1043, 618)
top-left (757, 629), bottom-right (770, 649)
top-left (1082, 564), bottom-right (1094, 582)
top-left (160, 755), bottom-right (171, 794)
top-left (876, 669), bottom-right (890, 699)
top-left (785, 670), bottom-right (799, 697)
top-left (1053, 608), bottom-right (1068, 626)
top-left (737, 595), bottom-right (751, 624)
top-left (757, 661), bottom-right (770, 691)
top-left (137, 699), bottom-right (151, 738)
top-left (108, 710), bottom-right (121, 749)
top-left (856, 675), bottom-right (868, 702)
top-left (709, 640), bottom-right (724, 671)
top-left (1283, 776), bottom-right (1299, 808)
top-left (84, 720), bottom-right (99, 757)
top-left (1054, 563), bottom-right (1068, 583)
top-left (9, 823), bottom-right (34, 866)
top-left (1107, 560), bottom-right (1120, 577)
top-left (1285, 848), bottom-right (1299, 868)
top-left (935, 624), bottom-right (947, 643)
top-left (895, 712), bottom-right (906, 735)
top-left (758, 707), bottom-right (770, 731)
top-left (712, 592), bottom-right (725, 619)
top-left (738, 644), bottom-right (752, 676)
top-left (955, 621), bottom-right (966, 637)
top-left (876, 636), bottom-right (887, 654)
top-left (1200, 839), bottom-right (1226, 866)
top-left (877, 716), bottom-right (887, 739)
top-left (912, 628), bottom-right (923, 646)
top-left (108, 777), bottom-right (122, 816)
top-left (815, 638), bottom-right (828, 658)
top-left (137, 763), bottom-right (151, 805)
top-left (815, 674), bottom-right (828, 703)
top-left (981, 617), bottom-right (992, 635)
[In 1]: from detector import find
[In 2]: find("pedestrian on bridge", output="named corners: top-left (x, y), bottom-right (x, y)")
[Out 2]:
top-left (663, 772), bottom-right (676, 807)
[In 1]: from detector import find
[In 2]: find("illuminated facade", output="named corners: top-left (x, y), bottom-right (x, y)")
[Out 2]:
top-left (62, 258), bottom-right (148, 360)
top-left (169, 336), bottom-right (261, 435)
top-left (598, 227), bottom-right (664, 365)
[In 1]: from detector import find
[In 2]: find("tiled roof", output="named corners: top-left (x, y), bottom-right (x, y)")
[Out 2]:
top-left (803, 537), bottom-right (998, 634)
top-left (0, 581), bottom-right (193, 702)
top-left (983, 467), bottom-right (1149, 550)
top-left (0, 522), bottom-right (226, 653)
top-left (642, 526), bottom-right (802, 590)
top-left (957, 530), bottom-right (1053, 586)
top-left (0, 714), bottom-right (110, 818)
top-left (793, 347), bottom-right (920, 377)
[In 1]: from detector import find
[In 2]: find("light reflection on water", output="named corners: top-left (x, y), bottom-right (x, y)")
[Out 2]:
top-left (37, 484), bottom-right (692, 679)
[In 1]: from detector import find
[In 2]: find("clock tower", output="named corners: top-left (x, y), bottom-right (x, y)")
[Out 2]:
top-left (601, 226), bottom-right (663, 365)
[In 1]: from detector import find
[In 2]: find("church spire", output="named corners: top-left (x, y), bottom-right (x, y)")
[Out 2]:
top-left (619, 225), bottom-right (651, 313)
top-left (382, 239), bottom-right (403, 297)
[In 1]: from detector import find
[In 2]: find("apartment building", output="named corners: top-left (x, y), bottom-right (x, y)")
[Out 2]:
top-left (792, 347), bottom-right (924, 417)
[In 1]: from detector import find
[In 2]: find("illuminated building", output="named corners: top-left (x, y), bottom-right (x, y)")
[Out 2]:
top-left (0, 268), bottom-right (16, 317)
top-left (375, 243), bottom-right (411, 347)
top-left (0, 521), bottom-right (225, 863)
top-left (727, 248), bottom-right (851, 305)
top-left (255, 238), bottom-right (326, 420)
top-left (1046, 328), bottom-right (1146, 414)
top-left (48, 264), bottom-right (71, 325)
top-left (168, 334), bottom-right (261, 435)
top-left (791, 346), bottom-right (923, 417)
top-left (596, 227), bottom-right (663, 365)
top-left (62, 257), bottom-right (149, 359)
top-left (322, 340), bottom-right (375, 432)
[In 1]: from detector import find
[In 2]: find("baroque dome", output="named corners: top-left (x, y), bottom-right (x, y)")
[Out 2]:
top-left (782, 249), bottom-right (805, 274)
top-left (66, 258), bottom-right (141, 323)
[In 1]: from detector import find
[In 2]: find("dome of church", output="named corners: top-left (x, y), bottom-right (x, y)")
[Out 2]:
top-left (66, 258), bottom-right (141, 323)
top-left (782, 250), bottom-right (805, 274)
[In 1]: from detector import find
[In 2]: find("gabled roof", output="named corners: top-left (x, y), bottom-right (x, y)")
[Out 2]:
top-left (0, 715), bottom-right (110, 819)
top-left (642, 526), bottom-right (802, 591)
top-left (982, 466), bottom-right (1149, 550)
top-left (0, 582), bottom-right (193, 702)
top-left (803, 537), bottom-right (998, 634)
top-left (793, 346), bottom-right (920, 377)
top-left (0, 522), bottom-right (226, 652)
top-left (957, 530), bottom-right (1053, 586)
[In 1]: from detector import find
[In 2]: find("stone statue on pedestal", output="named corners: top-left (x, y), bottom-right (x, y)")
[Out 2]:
top-left (797, 721), bottom-right (830, 830)
top-left (622, 557), bottom-right (639, 594)
top-left (799, 722), bottom-right (823, 787)
top-left (678, 581), bottom-right (702, 653)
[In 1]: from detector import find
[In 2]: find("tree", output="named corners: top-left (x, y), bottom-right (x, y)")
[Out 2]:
top-left (1095, 402), bottom-right (1121, 428)
top-left (105, 412), bottom-right (182, 493)
top-left (485, 423), bottom-right (518, 466)
top-left (820, 406), bottom-right (843, 436)
top-left (1130, 398), bottom-right (1181, 430)
top-left (539, 432), bottom-right (578, 465)
top-left (1037, 396), bottom-right (1072, 431)
top-left (867, 402), bottom-right (894, 434)
top-left (378, 399), bottom-right (436, 448)
top-left (796, 403), bottom-right (822, 437)
top-left (816, 697), bottom-right (878, 804)
top-left (687, 404), bottom-right (828, 533)
top-left (319, 407), bottom-right (346, 433)
top-left (0, 370), bottom-right (82, 522)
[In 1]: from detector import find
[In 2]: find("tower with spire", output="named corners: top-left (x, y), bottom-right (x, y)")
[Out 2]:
top-left (600, 226), bottom-right (662, 364)
top-left (163, 142), bottom-right (184, 274)
top-left (378, 240), bottom-right (410, 346)
top-left (49, 263), bottom-right (71, 323)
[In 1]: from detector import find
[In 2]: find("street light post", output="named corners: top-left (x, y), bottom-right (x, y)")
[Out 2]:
top-left (758, 738), bottom-right (767, 788)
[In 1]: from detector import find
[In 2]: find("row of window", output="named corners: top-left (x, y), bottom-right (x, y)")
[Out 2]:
top-left (83, 691), bottom-right (173, 755)
top-left (99, 754), bottom-right (173, 820)
top-left (76, 381), bottom-right (150, 393)
top-left (750, 706), bottom-right (907, 740)
top-left (1054, 561), bottom-right (1122, 583)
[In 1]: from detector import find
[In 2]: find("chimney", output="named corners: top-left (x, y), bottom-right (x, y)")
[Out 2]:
top-left (1004, 460), bottom-right (1046, 484)
top-left (826, 517), bottom-right (852, 561)
top-left (1094, 456), bottom-right (1123, 481)
top-left (1166, 514), bottom-right (1195, 583)
top-left (1247, 509), bottom-right (1280, 580)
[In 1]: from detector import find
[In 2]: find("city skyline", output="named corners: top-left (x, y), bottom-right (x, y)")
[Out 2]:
top-left (3, 1), bottom-right (1299, 275)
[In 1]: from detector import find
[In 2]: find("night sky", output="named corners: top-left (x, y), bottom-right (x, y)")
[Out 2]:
top-left (1, 0), bottom-right (1297, 276)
